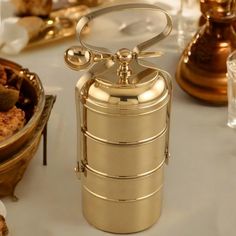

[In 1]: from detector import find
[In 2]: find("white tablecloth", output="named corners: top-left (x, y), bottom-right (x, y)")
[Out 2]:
top-left (1, 1), bottom-right (236, 236)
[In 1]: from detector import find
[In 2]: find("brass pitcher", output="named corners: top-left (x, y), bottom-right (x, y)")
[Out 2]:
top-left (176, 0), bottom-right (236, 105)
top-left (65, 4), bottom-right (172, 233)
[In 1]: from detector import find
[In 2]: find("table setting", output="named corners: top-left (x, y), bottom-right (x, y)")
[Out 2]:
top-left (0, 0), bottom-right (236, 236)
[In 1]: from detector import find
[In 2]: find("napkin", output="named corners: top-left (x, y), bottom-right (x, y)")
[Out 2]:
top-left (0, 16), bottom-right (44, 54)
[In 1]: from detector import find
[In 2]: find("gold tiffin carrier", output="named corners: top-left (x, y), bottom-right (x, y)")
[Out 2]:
top-left (65, 4), bottom-right (173, 233)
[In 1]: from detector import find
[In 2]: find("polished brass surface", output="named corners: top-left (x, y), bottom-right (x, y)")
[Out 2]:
top-left (65, 4), bottom-right (172, 233)
top-left (81, 100), bottom-right (168, 142)
top-left (80, 161), bottom-right (164, 200)
top-left (82, 187), bottom-right (162, 234)
top-left (0, 96), bottom-right (55, 198)
top-left (176, 0), bottom-right (236, 105)
top-left (64, 46), bottom-right (164, 72)
top-left (81, 128), bottom-right (167, 176)
top-left (0, 58), bottom-right (45, 162)
top-left (65, 46), bottom-right (94, 71)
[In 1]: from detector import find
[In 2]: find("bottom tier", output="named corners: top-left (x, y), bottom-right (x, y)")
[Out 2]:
top-left (82, 185), bottom-right (163, 234)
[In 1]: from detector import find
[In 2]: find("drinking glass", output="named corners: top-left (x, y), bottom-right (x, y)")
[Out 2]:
top-left (227, 51), bottom-right (236, 128)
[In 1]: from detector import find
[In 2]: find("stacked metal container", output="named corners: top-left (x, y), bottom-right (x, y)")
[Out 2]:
top-left (65, 3), bottom-right (172, 234)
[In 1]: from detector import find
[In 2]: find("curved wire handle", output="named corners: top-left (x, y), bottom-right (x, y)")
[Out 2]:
top-left (76, 3), bottom-right (172, 55)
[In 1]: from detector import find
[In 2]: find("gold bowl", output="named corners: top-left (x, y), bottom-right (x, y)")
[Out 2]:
top-left (0, 132), bottom-right (41, 199)
top-left (0, 95), bottom-right (55, 199)
top-left (0, 58), bottom-right (45, 162)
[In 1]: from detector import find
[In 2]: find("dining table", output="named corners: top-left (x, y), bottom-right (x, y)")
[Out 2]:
top-left (1, 0), bottom-right (236, 235)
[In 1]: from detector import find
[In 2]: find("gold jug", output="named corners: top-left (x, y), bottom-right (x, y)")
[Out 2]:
top-left (65, 4), bottom-right (172, 233)
top-left (176, 0), bottom-right (236, 105)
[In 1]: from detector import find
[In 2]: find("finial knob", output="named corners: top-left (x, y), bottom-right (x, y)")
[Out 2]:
top-left (116, 48), bottom-right (134, 84)
top-left (116, 48), bottom-right (133, 64)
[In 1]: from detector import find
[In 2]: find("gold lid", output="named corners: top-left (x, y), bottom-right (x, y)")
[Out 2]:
top-left (80, 48), bottom-right (170, 111)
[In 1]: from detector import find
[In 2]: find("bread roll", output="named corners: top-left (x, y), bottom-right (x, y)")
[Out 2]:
top-left (0, 106), bottom-right (26, 142)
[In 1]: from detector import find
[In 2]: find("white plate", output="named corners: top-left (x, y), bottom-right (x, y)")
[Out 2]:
top-left (0, 201), bottom-right (7, 218)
